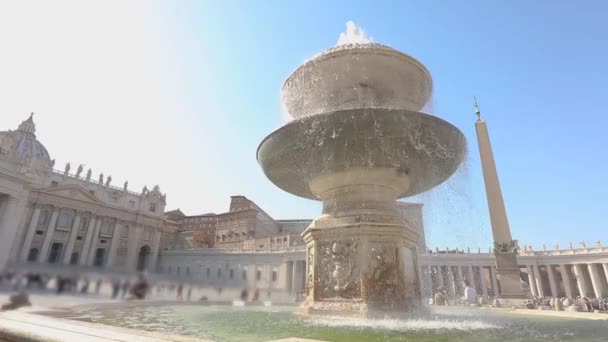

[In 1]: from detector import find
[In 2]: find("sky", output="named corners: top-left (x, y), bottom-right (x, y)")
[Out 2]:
top-left (1, 0), bottom-right (606, 251)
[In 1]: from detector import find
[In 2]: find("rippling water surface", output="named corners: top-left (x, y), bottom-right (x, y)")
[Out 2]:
top-left (78, 305), bottom-right (607, 342)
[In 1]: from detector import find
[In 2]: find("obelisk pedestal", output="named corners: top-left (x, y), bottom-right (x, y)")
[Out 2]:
top-left (474, 105), bottom-right (525, 300)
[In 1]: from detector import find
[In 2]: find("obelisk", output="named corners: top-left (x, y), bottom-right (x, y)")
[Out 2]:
top-left (474, 99), bottom-right (525, 299)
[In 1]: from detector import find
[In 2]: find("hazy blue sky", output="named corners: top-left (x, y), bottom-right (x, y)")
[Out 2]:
top-left (1, 1), bottom-right (606, 251)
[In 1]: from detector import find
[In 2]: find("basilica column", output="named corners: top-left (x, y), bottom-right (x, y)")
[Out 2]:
top-left (559, 265), bottom-right (574, 298)
top-left (79, 215), bottom-right (97, 265)
top-left (148, 230), bottom-right (162, 272)
top-left (475, 103), bottom-right (524, 298)
top-left (62, 213), bottom-right (82, 265)
top-left (126, 225), bottom-right (143, 271)
top-left (490, 266), bottom-right (500, 297)
top-left (20, 205), bottom-right (41, 262)
top-left (526, 266), bottom-right (538, 297)
top-left (587, 264), bottom-right (606, 298)
top-left (546, 265), bottom-right (559, 297)
top-left (603, 264), bottom-right (608, 285)
top-left (105, 222), bottom-right (122, 269)
top-left (532, 265), bottom-right (545, 297)
top-left (0, 196), bottom-right (26, 269)
top-left (86, 218), bottom-right (103, 265)
top-left (573, 264), bottom-right (591, 298)
top-left (38, 207), bottom-right (60, 263)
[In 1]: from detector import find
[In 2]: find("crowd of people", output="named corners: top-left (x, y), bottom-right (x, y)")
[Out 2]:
top-left (431, 280), bottom-right (608, 314)
top-left (525, 296), bottom-right (608, 312)
top-left (0, 268), bottom-right (294, 311)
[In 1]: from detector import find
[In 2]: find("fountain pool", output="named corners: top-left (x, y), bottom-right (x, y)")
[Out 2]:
top-left (75, 304), bottom-right (608, 342)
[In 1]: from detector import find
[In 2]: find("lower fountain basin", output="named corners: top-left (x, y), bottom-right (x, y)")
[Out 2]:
top-left (257, 108), bottom-right (466, 200)
top-left (77, 304), bottom-right (608, 342)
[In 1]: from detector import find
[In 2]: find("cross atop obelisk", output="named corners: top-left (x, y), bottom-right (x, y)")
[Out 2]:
top-left (474, 99), bottom-right (525, 299)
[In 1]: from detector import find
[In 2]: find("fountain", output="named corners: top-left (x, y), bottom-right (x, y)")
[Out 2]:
top-left (257, 21), bottom-right (466, 317)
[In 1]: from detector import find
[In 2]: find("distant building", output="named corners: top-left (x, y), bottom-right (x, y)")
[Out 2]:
top-left (0, 114), bottom-right (168, 273)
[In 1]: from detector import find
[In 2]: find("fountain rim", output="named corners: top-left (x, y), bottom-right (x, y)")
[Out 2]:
top-left (256, 108), bottom-right (462, 161)
top-left (281, 43), bottom-right (433, 95)
top-left (256, 108), bottom-right (466, 200)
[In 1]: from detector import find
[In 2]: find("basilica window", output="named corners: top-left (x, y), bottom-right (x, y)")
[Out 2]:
top-left (256, 270), bottom-right (262, 281)
top-left (242, 270), bottom-right (247, 280)
top-left (100, 221), bottom-right (113, 236)
top-left (149, 202), bottom-right (157, 213)
top-left (37, 210), bottom-right (50, 227)
top-left (229, 269), bottom-right (234, 279)
top-left (56, 211), bottom-right (73, 229)
top-left (272, 270), bottom-right (277, 282)
top-left (206, 268), bottom-right (210, 278)
top-left (144, 228), bottom-right (153, 241)
top-left (217, 268), bottom-right (222, 279)
top-left (79, 217), bottom-right (89, 231)
top-left (186, 267), bottom-right (190, 276)
top-left (27, 248), bottom-right (38, 262)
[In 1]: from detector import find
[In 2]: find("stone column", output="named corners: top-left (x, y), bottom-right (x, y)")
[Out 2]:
top-left (284, 261), bottom-right (294, 293)
top-left (603, 264), bottom-right (608, 286)
top-left (148, 230), bottom-right (162, 272)
top-left (479, 266), bottom-right (489, 296)
top-left (559, 264), bottom-right (574, 298)
top-left (436, 266), bottom-right (444, 289)
top-left (86, 218), bottom-right (103, 265)
top-left (475, 114), bottom-right (524, 298)
top-left (587, 263), bottom-right (606, 298)
top-left (420, 266), bottom-right (433, 299)
top-left (62, 213), bottom-right (82, 265)
top-left (105, 222), bottom-right (122, 269)
top-left (466, 265), bottom-right (475, 285)
top-left (573, 264), bottom-right (590, 298)
top-left (546, 265), bottom-right (559, 297)
top-left (526, 266), bottom-right (538, 297)
top-left (490, 266), bottom-right (500, 297)
top-left (532, 265), bottom-right (545, 297)
top-left (456, 266), bottom-right (465, 296)
top-left (79, 215), bottom-right (97, 265)
top-left (38, 207), bottom-right (60, 263)
top-left (446, 266), bottom-right (456, 297)
top-left (0, 196), bottom-right (26, 269)
top-left (126, 225), bottom-right (143, 271)
top-left (20, 205), bottom-right (41, 262)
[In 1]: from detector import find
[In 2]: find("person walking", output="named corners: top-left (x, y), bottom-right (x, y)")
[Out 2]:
top-left (176, 283), bottom-right (183, 301)
top-left (463, 281), bottom-right (477, 305)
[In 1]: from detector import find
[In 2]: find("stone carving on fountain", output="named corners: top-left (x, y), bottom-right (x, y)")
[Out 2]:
top-left (257, 22), bottom-right (466, 317)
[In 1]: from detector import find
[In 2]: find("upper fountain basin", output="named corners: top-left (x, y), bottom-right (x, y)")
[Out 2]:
top-left (257, 108), bottom-right (466, 200)
top-left (282, 43), bottom-right (433, 119)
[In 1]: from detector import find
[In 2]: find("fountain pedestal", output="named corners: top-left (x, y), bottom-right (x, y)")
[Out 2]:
top-left (297, 169), bottom-right (422, 317)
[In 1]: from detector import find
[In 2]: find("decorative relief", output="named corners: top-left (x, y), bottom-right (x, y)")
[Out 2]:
top-left (316, 240), bottom-right (360, 299)
top-left (363, 244), bottom-right (403, 304)
top-left (306, 246), bottom-right (314, 296)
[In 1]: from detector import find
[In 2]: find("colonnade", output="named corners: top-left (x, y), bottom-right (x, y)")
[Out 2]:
top-left (424, 262), bottom-right (608, 299)
top-left (423, 265), bottom-right (498, 298)
top-left (526, 263), bottom-right (608, 299)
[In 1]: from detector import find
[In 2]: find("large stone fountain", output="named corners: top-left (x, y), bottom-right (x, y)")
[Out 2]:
top-left (257, 23), bottom-right (466, 317)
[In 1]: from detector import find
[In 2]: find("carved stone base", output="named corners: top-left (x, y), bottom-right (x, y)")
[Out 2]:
top-left (300, 216), bottom-right (423, 317)
top-left (495, 252), bottom-right (526, 299)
